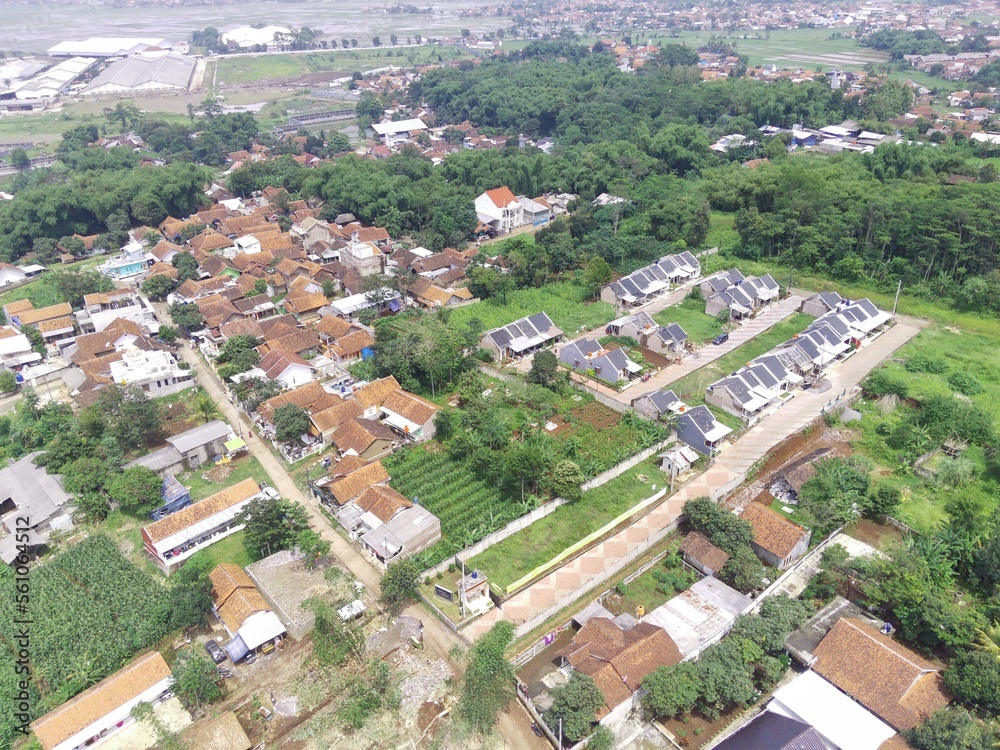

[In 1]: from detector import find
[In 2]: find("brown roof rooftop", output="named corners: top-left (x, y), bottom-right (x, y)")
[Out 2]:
top-left (740, 502), bottom-right (809, 560)
top-left (354, 483), bottom-right (412, 523)
top-left (333, 417), bottom-right (396, 455)
top-left (556, 617), bottom-right (682, 715)
top-left (144, 478), bottom-right (260, 543)
top-left (353, 375), bottom-right (401, 409)
top-left (310, 399), bottom-right (363, 433)
top-left (314, 315), bottom-right (355, 339)
top-left (679, 532), bottom-right (730, 572)
top-left (209, 563), bottom-right (255, 608)
top-left (31, 652), bottom-right (171, 750)
top-left (813, 618), bottom-right (951, 731)
top-left (330, 460), bottom-right (390, 504)
top-left (380, 388), bottom-right (438, 427)
top-left (16, 302), bottom-right (72, 326)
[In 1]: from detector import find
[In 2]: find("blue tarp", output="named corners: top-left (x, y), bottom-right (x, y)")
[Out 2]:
top-left (361, 347), bottom-right (375, 360)
top-left (388, 298), bottom-right (403, 312)
top-left (150, 476), bottom-right (192, 520)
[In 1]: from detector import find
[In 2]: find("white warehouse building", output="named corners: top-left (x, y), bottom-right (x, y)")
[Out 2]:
top-left (83, 51), bottom-right (195, 95)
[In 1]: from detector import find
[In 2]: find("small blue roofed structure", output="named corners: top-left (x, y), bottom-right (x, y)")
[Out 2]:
top-left (150, 475), bottom-right (192, 521)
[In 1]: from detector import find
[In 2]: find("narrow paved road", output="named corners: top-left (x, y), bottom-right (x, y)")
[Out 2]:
top-left (464, 319), bottom-right (924, 640)
top-left (176, 340), bottom-right (548, 748)
top-left (624, 295), bottom-right (804, 400)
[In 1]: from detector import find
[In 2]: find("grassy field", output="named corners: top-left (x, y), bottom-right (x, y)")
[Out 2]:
top-left (667, 312), bottom-right (814, 405)
top-left (704, 212), bottom-right (739, 250)
top-left (215, 45), bottom-right (472, 85)
top-left (177, 453), bottom-right (268, 502)
top-left (642, 29), bottom-right (888, 71)
top-left (449, 282), bottom-right (615, 336)
top-left (467, 458), bottom-right (665, 591)
top-left (0, 274), bottom-right (64, 310)
top-left (847, 323), bottom-right (1000, 533)
top-left (654, 295), bottom-right (724, 344)
top-left (190, 530), bottom-right (254, 569)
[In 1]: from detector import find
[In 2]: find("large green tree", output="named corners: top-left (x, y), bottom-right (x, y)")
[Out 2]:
top-left (458, 621), bottom-right (516, 733)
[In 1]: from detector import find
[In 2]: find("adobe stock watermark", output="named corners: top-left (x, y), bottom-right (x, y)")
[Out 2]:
top-left (11, 516), bottom-right (33, 736)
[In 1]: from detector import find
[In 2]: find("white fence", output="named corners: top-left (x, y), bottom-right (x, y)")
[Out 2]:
top-left (513, 508), bottom-right (681, 639)
top-left (420, 437), bottom-right (673, 580)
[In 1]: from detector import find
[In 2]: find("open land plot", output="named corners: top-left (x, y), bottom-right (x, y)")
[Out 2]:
top-left (849, 324), bottom-right (1000, 533)
top-left (653, 295), bottom-right (725, 344)
top-left (653, 28), bottom-right (889, 70)
top-left (215, 45), bottom-right (473, 86)
top-left (467, 458), bottom-right (666, 591)
top-left (449, 281), bottom-right (615, 335)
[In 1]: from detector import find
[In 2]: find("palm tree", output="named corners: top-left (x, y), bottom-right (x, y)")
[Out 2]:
top-left (975, 622), bottom-right (1000, 658)
top-left (193, 392), bottom-right (220, 424)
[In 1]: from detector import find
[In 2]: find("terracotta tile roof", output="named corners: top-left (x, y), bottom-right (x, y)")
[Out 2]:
top-left (274, 257), bottom-right (302, 276)
top-left (16, 302), bottom-right (72, 326)
top-left (267, 328), bottom-right (321, 356)
top-left (380, 388), bottom-right (438, 426)
top-left (175, 279), bottom-right (202, 299)
top-left (353, 375), bottom-right (401, 409)
top-left (196, 207), bottom-right (236, 225)
top-left (576, 659), bottom-right (632, 719)
top-left (209, 563), bottom-right (254, 607)
top-left (311, 399), bottom-right (363, 433)
top-left (611, 623), bottom-right (682, 691)
top-left (679, 532), bottom-right (730, 572)
top-left (217, 586), bottom-right (271, 634)
top-left (144, 478), bottom-right (259, 543)
top-left (257, 321), bottom-right (298, 342)
top-left (314, 315), bottom-right (354, 339)
top-left (257, 381), bottom-right (341, 424)
top-left (259, 348), bottom-right (312, 380)
top-left (485, 186), bottom-right (518, 208)
top-left (258, 314), bottom-right (298, 336)
top-left (73, 318), bottom-right (155, 359)
top-left (150, 240), bottom-right (183, 261)
top-left (558, 618), bottom-right (681, 715)
top-left (147, 261), bottom-right (179, 279)
top-left (82, 288), bottom-right (134, 307)
top-left (37, 316), bottom-right (75, 333)
top-left (199, 254), bottom-right (233, 278)
top-left (354, 483), bottom-right (412, 523)
top-left (259, 233), bottom-right (297, 253)
top-left (4, 299), bottom-right (34, 315)
top-left (329, 328), bottom-right (375, 358)
top-left (30, 652), bottom-right (171, 750)
top-left (271, 245), bottom-right (306, 261)
top-left (330, 454), bottom-right (368, 477)
top-left (349, 225), bottom-right (391, 244)
top-left (740, 502), bottom-right (808, 560)
top-left (333, 417), bottom-right (396, 455)
top-left (330, 460), bottom-right (390, 504)
top-left (78, 354), bottom-right (121, 379)
top-left (188, 230), bottom-right (234, 253)
top-left (813, 618), bottom-right (951, 731)
top-left (282, 291), bottom-right (328, 315)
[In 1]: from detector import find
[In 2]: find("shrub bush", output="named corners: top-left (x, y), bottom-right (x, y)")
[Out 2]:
top-left (948, 371), bottom-right (984, 396)
top-left (905, 353), bottom-right (949, 374)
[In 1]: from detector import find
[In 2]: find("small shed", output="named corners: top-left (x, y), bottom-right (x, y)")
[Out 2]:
top-left (679, 532), bottom-right (730, 577)
top-left (660, 445), bottom-right (700, 477)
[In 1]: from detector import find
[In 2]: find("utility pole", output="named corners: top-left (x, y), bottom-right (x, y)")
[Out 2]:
top-left (891, 278), bottom-right (902, 321)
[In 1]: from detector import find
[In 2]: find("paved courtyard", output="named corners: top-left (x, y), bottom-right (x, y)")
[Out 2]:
top-left (464, 319), bottom-right (923, 640)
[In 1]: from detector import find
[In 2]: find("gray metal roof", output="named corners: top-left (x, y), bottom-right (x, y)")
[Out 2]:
top-left (127, 445), bottom-right (183, 472)
top-left (84, 52), bottom-right (195, 92)
top-left (0, 453), bottom-right (71, 525)
top-left (166, 420), bottom-right (232, 455)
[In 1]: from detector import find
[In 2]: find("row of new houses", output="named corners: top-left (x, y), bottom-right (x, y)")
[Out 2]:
top-left (706, 293), bottom-right (891, 422)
